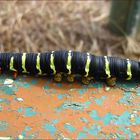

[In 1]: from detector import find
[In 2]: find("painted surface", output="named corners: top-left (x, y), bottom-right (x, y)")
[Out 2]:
top-left (0, 75), bottom-right (140, 139)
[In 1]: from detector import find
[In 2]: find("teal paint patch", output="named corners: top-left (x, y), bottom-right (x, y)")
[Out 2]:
top-left (115, 111), bottom-right (131, 126)
top-left (103, 113), bottom-right (116, 125)
top-left (89, 110), bottom-right (101, 121)
top-left (57, 94), bottom-right (67, 99)
top-left (90, 110), bottom-right (132, 126)
top-left (43, 123), bottom-right (57, 136)
top-left (83, 124), bottom-right (101, 136)
top-left (78, 88), bottom-right (88, 95)
top-left (94, 96), bottom-right (107, 105)
top-left (92, 82), bottom-right (103, 88)
top-left (30, 79), bottom-right (38, 85)
top-left (118, 91), bottom-right (132, 105)
top-left (0, 121), bottom-right (8, 131)
top-left (17, 107), bottom-right (38, 117)
top-left (56, 101), bottom-right (91, 112)
top-left (77, 131), bottom-right (87, 139)
top-left (55, 83), bottom-right (62, 87)
top-left (0, 98), bottom-right (10, 104)
top-left (0, 86), bottom-right (17, 95)
top-left (135, 115), bottom-right (140, 124)
top-left (19, 126), bottom-right (32, 139)
top-left (119, 126), bottom-right (135, 139)
top-left (51, 119), bottom-right (59, 124)
top-left (25, 126), bottom-right (32, 131)
top-left (117, 81), bottom-right (138, 89)
top-left (64, 123), bottom-right (76, 132)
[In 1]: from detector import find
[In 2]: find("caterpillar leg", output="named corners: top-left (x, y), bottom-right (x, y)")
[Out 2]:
top-left (53, 73), bottom-right (62, 82)
top-left (67, 74), bottom-right (75, 83)
top-left (106, 77), bottom-right (116, 87)
top-left (13, 71), bottom-right (18, 80)
top-left (82, 77), bottom-right (92, 85)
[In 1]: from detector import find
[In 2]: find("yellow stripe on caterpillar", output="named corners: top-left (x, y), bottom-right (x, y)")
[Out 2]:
top-left (85, 53), bottom-right (91, 77)
top-left (126, 59), bottom-right (132, 80)
top-left (67, 50), bottom-right (72, 75)
top-left (50, 51), bottom-right (56, 75)
top-left (22, 53), bottom-right (29, 73)
top-left (104, 56), bottom-right (111, 78)
top-left (10, 56), bottom-right (17, 72)
top-left (36, 53), bottom-right (42, 75)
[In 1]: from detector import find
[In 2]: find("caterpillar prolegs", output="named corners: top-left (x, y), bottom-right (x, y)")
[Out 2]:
top-left (0, 50), bottom-right (139, 86)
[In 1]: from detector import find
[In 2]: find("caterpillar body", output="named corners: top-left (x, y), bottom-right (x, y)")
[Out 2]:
top-left (0, 50), bottom-right (139, 86)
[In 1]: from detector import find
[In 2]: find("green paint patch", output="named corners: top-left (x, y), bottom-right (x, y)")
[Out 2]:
top-left (43, 123), bottom-right (57, 136)
top-left (64, 123), bottom-right (76, 132)
top-left (17, 107), bottom-right (38, 117)
top-left (0, 121), bottom-right (8, 131)
top-left (56, 101), bottom-right (91, 112)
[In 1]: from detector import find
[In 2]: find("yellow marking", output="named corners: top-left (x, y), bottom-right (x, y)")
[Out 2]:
top-left (67, 50), bottom-right (72, 74)
top-left (22, 53), bottom-right (28, 73)
top-left (36, 53), bottom-right (42, 75)
top-left (50, 51), bottom-right (56, 75)
top-left (10, 56), bottom-right (17, 72)
top-left (126, 59), bottom-right (132, 80)
top-left (104, 56), bottom-right (111, 78)
top-left (85, 53), bottom-right (91, 77)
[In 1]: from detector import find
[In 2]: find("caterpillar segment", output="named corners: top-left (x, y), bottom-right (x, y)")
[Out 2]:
top-left (82, 53), bottom-right (92, 85)
top-left (126, 59), bottom-right (132, 80)
top-left (66, 50), bottom-right (75, 83)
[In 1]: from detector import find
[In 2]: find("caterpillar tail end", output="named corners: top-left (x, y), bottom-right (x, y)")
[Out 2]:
top-left (54, 73), bottom-right (62, 82)
top-left (67, 74), bottom-right (75, 83)
top-left (106, 77), bottom-right (116, 87)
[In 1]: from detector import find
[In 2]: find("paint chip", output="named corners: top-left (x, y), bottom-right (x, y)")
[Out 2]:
top-left (16, 98), bottom-right (24, 102)
top-left (4, 79), bottom-right (14, 87)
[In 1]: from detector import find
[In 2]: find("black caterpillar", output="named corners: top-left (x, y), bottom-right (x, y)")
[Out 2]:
top-left (0, 50), bottom-right (139, 86)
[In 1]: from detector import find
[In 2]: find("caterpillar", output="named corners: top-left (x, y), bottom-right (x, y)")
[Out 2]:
top-left (0, 50), bottom-right (139, 86)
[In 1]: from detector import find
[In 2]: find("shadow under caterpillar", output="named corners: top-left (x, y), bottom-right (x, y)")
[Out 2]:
top-left (0, 50), bottom-right (139, 86)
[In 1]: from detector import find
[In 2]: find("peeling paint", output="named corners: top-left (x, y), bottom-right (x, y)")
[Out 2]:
top-left (56, 101), bottom-right (91, 112)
